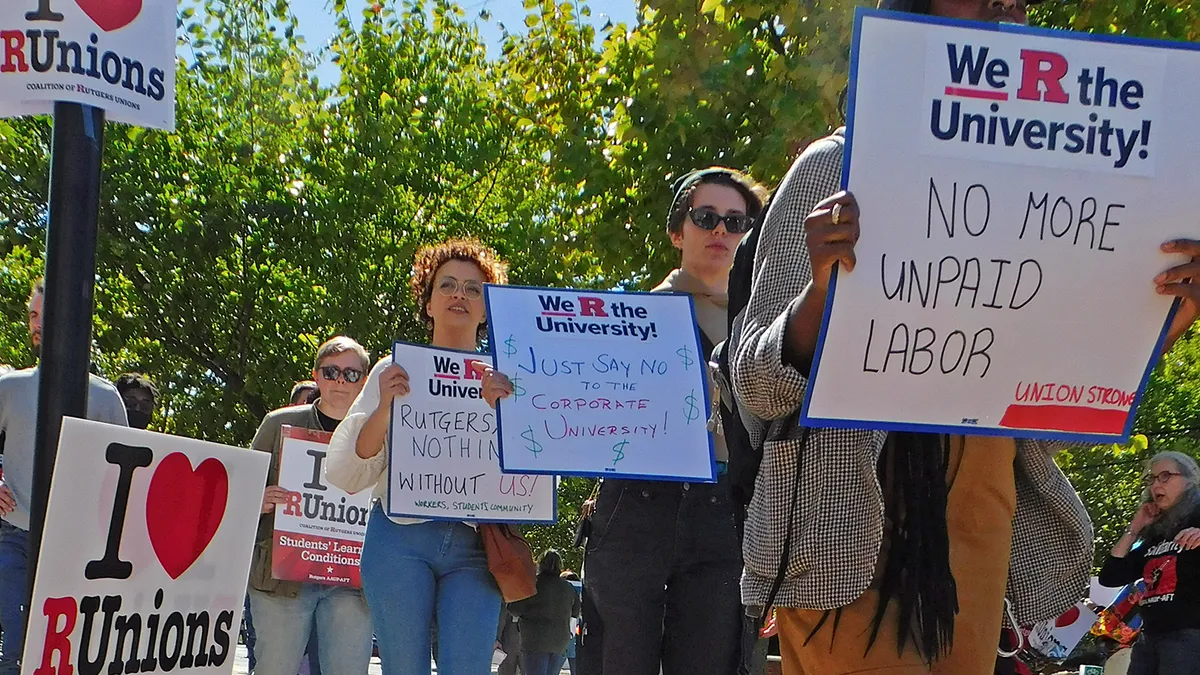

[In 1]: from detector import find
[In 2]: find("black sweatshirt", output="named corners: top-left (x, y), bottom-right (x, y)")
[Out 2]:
top-left (1099, 510), bottom-right (1200, 634)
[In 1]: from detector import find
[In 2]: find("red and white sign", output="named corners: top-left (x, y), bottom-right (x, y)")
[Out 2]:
top-left (0, 0), bottom-right (177, 129)
top-left (23, 418), bottom-right (267, 675)
top-left (271, 426), bottom-right (370, 588)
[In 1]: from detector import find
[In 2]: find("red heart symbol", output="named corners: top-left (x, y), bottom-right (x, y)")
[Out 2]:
top-left (1055, 606), bottom-right (1080, 628)
top-left (146, 453), bottom-right (228, 579)
top-left (73, 0), bottom-right (142, 32)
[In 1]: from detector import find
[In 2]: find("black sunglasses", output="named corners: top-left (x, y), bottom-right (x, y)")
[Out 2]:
top-left (688, 207), bottom-right (754, 234)
top-left (318, 365), bottom-right (364, 384)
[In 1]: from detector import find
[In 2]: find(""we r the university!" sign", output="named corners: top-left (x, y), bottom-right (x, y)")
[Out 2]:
top-left (802, 9), bottom-right (1200, 443)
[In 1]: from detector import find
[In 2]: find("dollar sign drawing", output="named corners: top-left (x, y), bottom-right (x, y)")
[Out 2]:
top-left (611, 440), bottom-right (628, 465)
top-left (512, 377), bottom-right (527, 397)
top-left (521, 425), bottom-right (542, 456)
top-left (676, 345), bottom-right (694, 370)
top-left (683, 389), bottom-right (699, 424)
top-left (503, 334), bottom-right (518, 357)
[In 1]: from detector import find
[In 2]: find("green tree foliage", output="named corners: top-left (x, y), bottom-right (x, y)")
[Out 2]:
top-left (1, 0), bottom-right (1199, 569)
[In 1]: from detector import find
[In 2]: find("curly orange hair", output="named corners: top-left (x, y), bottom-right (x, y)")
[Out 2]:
top-left (410, 238), bottom-right (509, 336)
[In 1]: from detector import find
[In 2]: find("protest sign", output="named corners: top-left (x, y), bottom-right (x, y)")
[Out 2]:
top-left (485, 286), bottom-right (714, 481)
top-left (23, 418), bottom-right (267, 675)
top-left (271, 426), bottom-right (370, 587)
top-left (1026, 602), bottom-right (1100, 661)
top-left (0, 0), bottom-right (177, 130)
top-left (802, 9), bottom-right (1200, 442)
top-left (387, 342), bottom-right (556, 522)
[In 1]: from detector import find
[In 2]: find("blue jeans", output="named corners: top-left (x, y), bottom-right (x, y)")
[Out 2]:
top-left (0, 522), bottom-right (28, 675)
top-left (360, 508), bottom-right (501, 675)
top-left (523, 651), bottom-right (567, 675)
top-left (1128, 628), bottom-right (1200, 675)
top-left (247, 584), bottom-right (371, 675)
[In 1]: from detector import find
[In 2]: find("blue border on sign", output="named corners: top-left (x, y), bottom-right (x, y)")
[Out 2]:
top-left (384, 339), bottom-right (559, 524)
top-left (800, 7), bottom-right (1191, 444)
top-left (484, 284), bottom-right (718, 483)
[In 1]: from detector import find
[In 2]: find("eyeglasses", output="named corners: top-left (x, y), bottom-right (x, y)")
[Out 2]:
top-left (1143, 471), bottom-right (1183, 486)
top-left (436, 277), bottom-right (484, 300)
top-left (688, 207), bottom-right (754, 234)
top-left (318, 365), bottom-right (364, 384)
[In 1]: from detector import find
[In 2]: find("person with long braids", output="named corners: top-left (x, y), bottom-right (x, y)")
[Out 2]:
top-left (326, 238), bottom-right (513, 675)
top-left (1100, 452), bottom-right (1200, 675)
top-left (728, 0), bottom-right (1200, 672)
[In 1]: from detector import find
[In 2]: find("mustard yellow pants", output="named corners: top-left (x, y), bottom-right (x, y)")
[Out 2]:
top-left (778, 437), bottom-right (1017, 675)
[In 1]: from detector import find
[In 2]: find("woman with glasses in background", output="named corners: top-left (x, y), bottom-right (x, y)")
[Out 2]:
top-left (327, 238), bottom-right (511, 675)
top-left (1100, 451), bottom-right (1200, 675)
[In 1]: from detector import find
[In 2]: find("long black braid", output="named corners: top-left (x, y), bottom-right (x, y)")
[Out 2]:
top-left (804, 432), bottom-right (957, 662)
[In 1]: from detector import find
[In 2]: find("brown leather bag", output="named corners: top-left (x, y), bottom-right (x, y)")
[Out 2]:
top-left (479, 523), bottom-right (537, 602)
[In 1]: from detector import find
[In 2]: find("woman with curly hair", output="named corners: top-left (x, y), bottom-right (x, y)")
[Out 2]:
top-left (327, 237), bottom-right (513, 675)
top-left (1100, 451), bottom-right (1200, 675)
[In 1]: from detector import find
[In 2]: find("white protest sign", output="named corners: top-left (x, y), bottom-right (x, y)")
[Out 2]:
top-left (272, 426), bottom-right (370, 588)
top-left (0, 0), bottom-right (177, 130)
top-left (23, 418), bottom-right (267, 675)
top-left (486, 286), bottom-right (715, 481)
top-left (802, 10), bottom-right (1200, 442)
top-left (1027, 602), bottom-right (1100, 661)
top-left (387, 342), bottom-right (556, 522)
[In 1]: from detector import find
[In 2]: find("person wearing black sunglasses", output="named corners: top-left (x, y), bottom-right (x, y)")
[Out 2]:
top-left (245, 336), bottom-right (374, 675)
top-left (1100, 452), bottom-right (1200, 675)
top-left (561, 167), bottom-right (767, 675)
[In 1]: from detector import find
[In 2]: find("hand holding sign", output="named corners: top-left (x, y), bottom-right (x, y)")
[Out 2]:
top-left (0, 482), bottom-right (15, 516)
top-left (261, 485), bottom-right (292, 514)
top-left (1157, 238), bottom-right (1200, 351)
top-left (470, 361), bottom-right (515, 408)
top-left (807, 191), bottom-right (862, 291)
top-left (377, 363), bottom-right (412, 405)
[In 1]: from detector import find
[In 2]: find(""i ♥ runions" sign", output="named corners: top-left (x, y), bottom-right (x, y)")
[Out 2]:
top-left (23, 418), bottom-right (267, 675)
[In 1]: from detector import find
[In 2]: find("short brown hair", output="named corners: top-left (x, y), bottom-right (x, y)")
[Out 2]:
top-left (410, 238), bottom-right (509, 334)
top-left (29, 277), bottom-right (44, 307)
top-left (313, 336), bottom-right (369, 371)
top-left (667, 168), bottom-right (768, 234)
top-left (290, 380), bottom-right (319, 405)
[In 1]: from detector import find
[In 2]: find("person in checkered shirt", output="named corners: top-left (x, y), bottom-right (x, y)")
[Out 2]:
top-left (729, 1), bottom-right (1200, 673)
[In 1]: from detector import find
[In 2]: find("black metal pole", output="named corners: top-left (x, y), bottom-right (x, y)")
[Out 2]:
top-left (23, 102), bottom-right (105, 627)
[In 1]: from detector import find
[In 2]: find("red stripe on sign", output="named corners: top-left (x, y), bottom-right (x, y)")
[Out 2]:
top-left (541, 311), bottom-right (575, 316)
top-left (998, 405), bottom-right (1128, 435)
top-left (434, 374), bottom-right (459, 380)
top-left (944, 86), bottom-right (1010, 101)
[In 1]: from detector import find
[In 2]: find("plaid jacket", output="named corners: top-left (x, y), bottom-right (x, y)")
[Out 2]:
top-left (729, 129), bottom-right (1094, 627)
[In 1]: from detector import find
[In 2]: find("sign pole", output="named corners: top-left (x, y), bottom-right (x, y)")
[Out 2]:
top-left (23, 101), bottom-right (106, 626)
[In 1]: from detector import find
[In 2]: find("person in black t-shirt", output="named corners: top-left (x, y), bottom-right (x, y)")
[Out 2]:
top-left (1100, 451), bottom-right (1200, 675)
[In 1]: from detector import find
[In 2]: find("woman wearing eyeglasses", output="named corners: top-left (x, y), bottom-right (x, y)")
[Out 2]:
top-left (1100, 451), bottom-right (1200, 675)
top-left (326, 238), bottom-right (510, 675)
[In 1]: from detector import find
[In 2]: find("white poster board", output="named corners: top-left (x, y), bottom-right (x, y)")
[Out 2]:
top-left (272, 426), bottom-right (371, 587)
top-left (802, 9), bottom-right (1200, 442)
top-left (1027, 602), bottom-right (1100, 661)
top-left (23, 418), bottom-right (267, 675)
top-left (486, 286), bottom-right (715, 481)
top-left (387, 342), bottom-right (556, 522)
top-left (0, 0), bottom-right (177, 130)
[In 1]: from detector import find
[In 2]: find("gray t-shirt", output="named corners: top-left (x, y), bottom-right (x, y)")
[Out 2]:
top-left (0, 367), bottom-right (128, 531)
